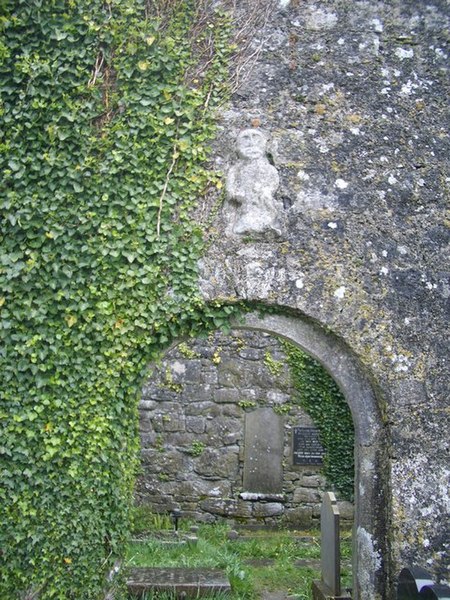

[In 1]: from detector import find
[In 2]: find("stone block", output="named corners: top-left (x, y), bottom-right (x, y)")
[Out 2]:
top-left (141, 449), bottom-right (161, 466)
top-left (284, 472), bottom-right (301, 482)
top-left (177, 360), bottom-right (203, 384)
top-left (205, 417), bottom-right (241, 440)
top-left (238, 388), bottom-right (258, 402)
top-left (178, 480), bottom-right (232, 500)
top-left (283, 506), bottom-right (313, 529)
top-left (214, 388), bottom-right (240, 403)
top-left (217, 360), bottom-right (242, 388)
top-left (301, 474), bottom-right (325, 488)
top-left (153, 389), bottom-right (182, 402)
top-left (139, 400), bottom-right (157, 410)
top-left (267, 391), bottom-right (291, 405)
top-left (293, 487), bottom-right (322, 503)
top-left (232, 500), bottom-right (253, 518)
top-left (194, 448), bottom-right (239, 479)
top-left (139, 419), bottom-right (153, 433)
top-left (337, 501), bottom-right (354, 521)
top-left (139, 433), bottom-right (156, 448)
top-left (238, 348), bottom-right (263, 360)
top-left (151, 408), bottom-right (182, 432)
top-left (183, 384), bottom-right (213, 403)
top-left (185, 402), bottom-right (216, 416)
top-left (168, 360), bottom-right (186, 381)
top-left (199, 498), bottom-right (237, 517)
top-left (224, 432), bottom-right (240, 445)
top-left (186, 417), bottom-right (206, 434)
top-left (163, 416), bottom-right (186, 432)
top-left (221, 404), bottom-right (243, 418)
top-left (203, 370), bottom-right (219, 385)
top-left (164, 432), bottom-right (196, 446)
top-left (159, 451), bottom-right (190, 476)
top-left (140, 381), bottom-right (159, 398)
top-left (253, 502), bottom-right (285, 518)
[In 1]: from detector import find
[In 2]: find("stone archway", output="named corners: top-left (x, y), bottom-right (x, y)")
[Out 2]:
top-left (140, 309), bottom-right (389, 600)
top-left (231, 311), bottom-right (389, 600)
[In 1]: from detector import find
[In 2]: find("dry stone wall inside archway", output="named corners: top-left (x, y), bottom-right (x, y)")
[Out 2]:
top-left (137, 329), bottom-right (354, 527)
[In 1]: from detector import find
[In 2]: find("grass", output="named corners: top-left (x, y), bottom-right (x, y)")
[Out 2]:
top-left (125, 515), bottom-right (353, 599)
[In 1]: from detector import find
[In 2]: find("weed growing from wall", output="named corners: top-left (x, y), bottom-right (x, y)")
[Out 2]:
top-left (282, 341), bottom-right (355, 500)
top-left (0, 1), bottom-right (237, 597)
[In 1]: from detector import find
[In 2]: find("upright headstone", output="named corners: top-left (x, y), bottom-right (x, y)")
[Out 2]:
top-left (243, 408), bottom-right (283, 494)
top-left (397, 567), bottom-right (434, 599)
top-left (419, 585), bottom-right (450, 599)
top-left (312, 492), bottom-right (351, 600)
top-left (321, 492), bottom-right (341, 595)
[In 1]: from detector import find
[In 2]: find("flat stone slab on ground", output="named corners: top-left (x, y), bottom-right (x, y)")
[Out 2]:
top-left (127, 567), bottom-right (231, 598)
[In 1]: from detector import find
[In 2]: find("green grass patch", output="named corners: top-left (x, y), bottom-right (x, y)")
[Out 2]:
top-left (126, 521), bottom-right (352, 599)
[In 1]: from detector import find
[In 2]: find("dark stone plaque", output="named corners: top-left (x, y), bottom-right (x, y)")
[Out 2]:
top-left (293, 427), bottom-right (324, 465)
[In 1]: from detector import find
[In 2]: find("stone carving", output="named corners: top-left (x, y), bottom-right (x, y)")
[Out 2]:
top-left (225, 129), bottom-right (281, 236)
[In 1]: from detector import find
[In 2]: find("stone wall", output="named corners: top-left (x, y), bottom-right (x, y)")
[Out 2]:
top-left (136, 1), bottom-right (449, 597)
top-left (193, 1), bottom-right (449, 598)
top-left (136, 330), bottom-right (353, 528)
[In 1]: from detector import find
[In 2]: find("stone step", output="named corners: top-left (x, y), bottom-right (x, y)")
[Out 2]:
top-left (127, 567), bottom-right (232, 598)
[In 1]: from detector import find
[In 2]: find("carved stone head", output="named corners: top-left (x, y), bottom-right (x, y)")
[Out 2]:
top-left (236, 128), bottom-right (268, 161)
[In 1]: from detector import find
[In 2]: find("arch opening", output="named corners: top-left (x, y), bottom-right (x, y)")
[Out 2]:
top-left (137, 310), bottom-right (390, 600)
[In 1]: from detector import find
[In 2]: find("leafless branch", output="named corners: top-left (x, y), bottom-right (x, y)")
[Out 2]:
top-left (88, 51), bottom-right (105, 87)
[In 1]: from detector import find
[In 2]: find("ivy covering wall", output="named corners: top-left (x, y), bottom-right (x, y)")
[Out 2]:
top-left (0, 1), bottom-right (235, 597)
top-left (282, 341), bottom-right (355, 501)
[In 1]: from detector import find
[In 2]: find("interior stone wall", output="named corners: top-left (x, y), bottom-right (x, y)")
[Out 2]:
top-left (136, 330), bottom-right (354, 528)
top-left (192, 1), bottom-right (448, 599)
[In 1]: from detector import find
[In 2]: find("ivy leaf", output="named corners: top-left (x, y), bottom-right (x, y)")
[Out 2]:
top-left (65, 315), bottom-right (77, 328)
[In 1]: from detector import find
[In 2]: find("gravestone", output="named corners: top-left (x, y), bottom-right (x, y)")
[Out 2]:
top-left (419, 585), bottom-right (450, 599)
top-left (127, 567), bottom-right (231, 598)
top-left (321, 491), bottom-right (340, 595)
top-left (243, 407), bottom-right (283, 494)
top-left (312, 492), bottom-right (352, 600)
top-left (397, 566), bottom-right (434, 599)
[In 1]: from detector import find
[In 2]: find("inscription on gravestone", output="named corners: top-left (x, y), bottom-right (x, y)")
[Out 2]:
top-left (293, 427), bottom-right (325, 466)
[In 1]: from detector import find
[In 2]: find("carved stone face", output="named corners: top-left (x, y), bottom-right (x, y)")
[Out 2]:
top-left (236, 129), bottom-right (267, 160)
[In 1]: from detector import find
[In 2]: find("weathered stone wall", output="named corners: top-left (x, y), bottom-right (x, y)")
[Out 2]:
top-left (194, 1), bottom-right (448, 598)
top-left (136, 330), bottom-right (353, 527)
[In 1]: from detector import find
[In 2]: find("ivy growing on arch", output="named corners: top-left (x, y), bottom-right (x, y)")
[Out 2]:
top-left (281, 340), bottom-right (355, 501)
top-left (0, 0), bottom-right (238, 597)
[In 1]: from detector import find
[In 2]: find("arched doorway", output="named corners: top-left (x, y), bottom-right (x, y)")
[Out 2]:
top-left (138, 310), bottom-right (389, 600)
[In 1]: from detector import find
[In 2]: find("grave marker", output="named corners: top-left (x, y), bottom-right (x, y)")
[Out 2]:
top-left (293, 426), bottom-right (325, 465)
top-left (312, 492), bottom-right (352, 600)
top-left (397, 566), bottom-right (434, 599)
top-left (243, 408), bottom-right (283, 494)
top-left (419, 584), bottom-right (450, 599)
top-left (127, 567), bottom-right (231, 598)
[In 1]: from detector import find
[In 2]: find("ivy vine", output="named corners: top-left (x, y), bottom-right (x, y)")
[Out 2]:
top-left (0, 1), bottom-right (237, 598)
top-left (281, 340), bottom-right (355, 501)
